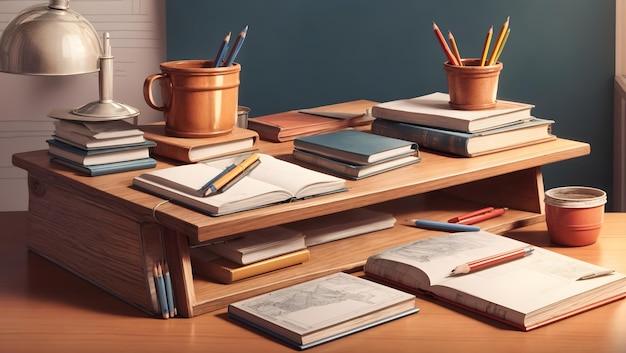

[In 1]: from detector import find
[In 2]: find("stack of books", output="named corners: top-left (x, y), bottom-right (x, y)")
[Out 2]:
top-left (370, 92), bottom-right (556, 157)
top-left (47, 114), bottom-right (157, 176)
top-left (292, 130), bottom-right (420, 179)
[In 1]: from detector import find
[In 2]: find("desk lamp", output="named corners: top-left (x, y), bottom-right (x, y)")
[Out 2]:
top-left (0, 0), bottom-right (139, 120)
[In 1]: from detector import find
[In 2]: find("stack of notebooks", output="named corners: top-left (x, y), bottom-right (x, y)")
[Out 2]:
top-left (370, 92), bottom-right (556, 157)
top-left (292, 129), bottom-right (420, 179)
top-left (47, 113), bottom-right (157, 176)
top-left (190, 208), bottom-right (396, 283)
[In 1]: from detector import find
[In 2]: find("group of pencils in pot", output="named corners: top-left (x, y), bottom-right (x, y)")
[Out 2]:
top-left (432, 16), bottom-right (510, 67)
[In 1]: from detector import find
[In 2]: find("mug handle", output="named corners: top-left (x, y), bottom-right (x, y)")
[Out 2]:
top-left (143, 73), bottom-right (172, 112)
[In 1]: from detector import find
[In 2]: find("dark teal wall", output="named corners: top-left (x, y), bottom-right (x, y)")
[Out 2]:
top-left (166, 0), bottom-right (616, 208)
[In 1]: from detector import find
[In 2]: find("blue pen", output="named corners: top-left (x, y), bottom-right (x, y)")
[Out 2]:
top-left (411, 219), bottom-right (480, 232)
top-left (224, 25), bottom-right (248, 67)
top-left (199, 164), bottom-right (236, 196)
top-left (214, 31), bottom-right (231, 67)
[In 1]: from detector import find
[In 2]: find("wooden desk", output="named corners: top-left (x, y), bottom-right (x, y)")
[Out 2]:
top-left (11, 137), bottom-right (589, 317)
top-left (1, 211), bottom-right (624, 353)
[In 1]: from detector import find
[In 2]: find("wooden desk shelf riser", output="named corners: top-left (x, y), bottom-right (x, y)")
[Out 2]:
top-left (12, 137), bottom-right (590, 317)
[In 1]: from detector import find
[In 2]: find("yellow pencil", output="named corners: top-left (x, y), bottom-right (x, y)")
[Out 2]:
top-left (480, 25), bottom-right (493, 66)
top-left (487, 16), bottom-right (510, 66)
top-left (204, 153), bottom-right (259, 195)
top-left (448, 30), bottom-right (463, 66)
top-left (493, 28), bottom-right (510, 63)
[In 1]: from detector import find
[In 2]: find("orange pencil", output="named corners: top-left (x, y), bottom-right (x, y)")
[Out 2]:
top-left (479, 25), bottom-right (493, 66)
top-left (450, 246), bottom-right (534, 275)
top-left (448, 30), bottom-right (463, 66)
top-left (432, 21), bottom-right (459, 66)
top-left (487, 16), bottom-right (510, 66)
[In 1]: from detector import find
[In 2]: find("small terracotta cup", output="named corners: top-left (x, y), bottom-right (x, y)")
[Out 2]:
top-left (443, 58), bottom-right (503, 110)
top-left (544, 186), bottom-right (607, 246)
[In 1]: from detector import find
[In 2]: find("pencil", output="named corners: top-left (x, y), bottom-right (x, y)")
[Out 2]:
top-left (456, 208), bottom-right (507, 225)
top-left (432, 22), bottom-right (459, 66)
top-left (213, 32), bottom-right (231, 68)
top-left (204, 153), bottom-right (259, 196)
top-left (224, 25), bottom-right (248, 67)
top-left (479, 25), bottom-right (493, 66)
top-left (153, 262), bottom-right (169, 318)
top-left (448, 30), bottom-right (463, 66)
top-left (162, 262), bottom-right (176, 317)
top-left (487, 16), bottom-right (509, 66)
top-left (493, 28), bottom-right (510, 63)
top-left (450, 246), bottom-right (534, 275)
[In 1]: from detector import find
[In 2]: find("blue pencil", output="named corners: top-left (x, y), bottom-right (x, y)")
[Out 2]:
top-left (153, 262), bottom-right (169, 318)
top-left (409, 219), bottom-right (480, 232)
top-left (162, 262), bottom-right (176, 317)
top-left (213, 31), bottom-right (231, 67)
top-left (224, 25), bottom-right (248, 67)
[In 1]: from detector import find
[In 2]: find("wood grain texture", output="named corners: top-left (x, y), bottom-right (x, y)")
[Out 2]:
top-left (1, 211), bottom-right (625, 353)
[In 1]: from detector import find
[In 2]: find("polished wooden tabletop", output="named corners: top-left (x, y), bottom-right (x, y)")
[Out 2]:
top-left (1, 211), bottom-right (625, 353)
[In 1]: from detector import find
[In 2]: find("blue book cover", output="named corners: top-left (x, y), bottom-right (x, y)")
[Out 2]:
top-left (51, 156), bottom-right (157, 176)
top-left (293, 130), bottom-right (417, 165)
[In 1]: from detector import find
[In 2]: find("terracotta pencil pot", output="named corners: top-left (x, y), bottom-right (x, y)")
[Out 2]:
top-left (544, 186), bottom-right (607, 246)
top-left (143, 60), bottom-right (240, 137)
top-left (443, 58), bottom-right (502, 110)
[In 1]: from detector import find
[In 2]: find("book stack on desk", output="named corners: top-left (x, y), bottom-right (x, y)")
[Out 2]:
top-left (140, 121), bottom-right (259, 163)
top-left (370, 92), bottom-right (556, 157)
top-left (293, 129), bottom-right (420, 179)
top-left (190, 226), bottom-right (310, 283)
top-left (47, 114), bottom-right (157, 176)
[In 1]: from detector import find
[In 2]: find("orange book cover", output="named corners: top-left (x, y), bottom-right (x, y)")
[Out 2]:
top-left (140, 122), bottom-right (258, 163)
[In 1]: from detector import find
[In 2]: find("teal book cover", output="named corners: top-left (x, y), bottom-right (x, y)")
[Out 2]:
top-left (293, 130), bottom-right (417, 165)
top-left (51, 156), bottom-right (157, 176)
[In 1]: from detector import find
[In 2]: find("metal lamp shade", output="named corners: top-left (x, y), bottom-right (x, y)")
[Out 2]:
top-left (0, 1), bottom-right (102, 75)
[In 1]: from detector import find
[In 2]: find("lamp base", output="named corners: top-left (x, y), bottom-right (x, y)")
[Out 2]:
top-left (72, 100), bottom-right (140, 121)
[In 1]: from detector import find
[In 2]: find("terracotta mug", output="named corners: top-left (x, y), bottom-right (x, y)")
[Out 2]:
top-left (143, 60), bottom-right (240, 137)
top-left (443, 58), bottom-right (503, 110)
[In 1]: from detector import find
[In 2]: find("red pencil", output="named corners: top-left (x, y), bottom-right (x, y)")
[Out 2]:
top-left (450, 247), bottom-right (534, 275)
top-left (448, 207), bottom-right (495, 223)
top-left (432, 21), bottom-right (460, 66)
top-left (457, 208), bottom-right (506, 225)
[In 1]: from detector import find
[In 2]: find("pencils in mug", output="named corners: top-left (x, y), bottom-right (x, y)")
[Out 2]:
top-left (432, 21), bottom-right (460, 66)
top-left (450, 246), bottom-right (534, 275)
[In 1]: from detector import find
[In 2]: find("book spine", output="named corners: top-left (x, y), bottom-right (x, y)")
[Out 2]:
top-left (371, 119), bottom-right (471, 157)
top-left (150, 143), bottom-right (193, 163)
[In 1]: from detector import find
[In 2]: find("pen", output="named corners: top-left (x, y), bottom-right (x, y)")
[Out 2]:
top-left (448, 207), bottom-right (507, 225)
top-left (203, 153), bottom-right (260, 196)
top-left (408, 219), bottom-right (480, 232)
top-left (224, 25), bottom-right (248, 67)
top-left (577, 269), bottom-right (615, 281)
top-left (199, 163), bottom-right (236, 194)
top-left (213, 31), bottom-right (231, 67)
top-left (219, 158), bottom-right (261, 193)
top-left (450, 246), bottom-right (534, 275)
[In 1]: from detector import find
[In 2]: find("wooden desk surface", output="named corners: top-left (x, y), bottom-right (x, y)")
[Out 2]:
top-left (1, 211), bottom-right (625, 353)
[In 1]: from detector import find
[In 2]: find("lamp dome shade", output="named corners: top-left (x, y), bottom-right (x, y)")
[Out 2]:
top-left (0, 1), bottom-right (102, 75)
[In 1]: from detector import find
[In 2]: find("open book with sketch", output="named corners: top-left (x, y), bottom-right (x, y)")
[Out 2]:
top-left (364, 231), bottom-right (626, 331)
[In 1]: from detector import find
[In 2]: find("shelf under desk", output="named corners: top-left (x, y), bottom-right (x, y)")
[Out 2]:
top-left (12, 137), bottom-right (590, 317)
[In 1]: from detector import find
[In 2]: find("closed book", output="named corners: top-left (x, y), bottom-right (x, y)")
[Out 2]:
top-left (140, 122), bottom-right (259, 163)
top-left (371, 117), bottom-right (556, 157)
top-left (51, 156), bottom-right (157, 176)
top-left (190, 248), bottom-right (310, 283)
top-left (293, 130), bottom-right (418, 165)
top-left (228, 272), bottom-right (419, 350)
top-left (52, 132), bottom-right (146, 150)
top-left (47, 139), bottom-right (155, 166)
top-left (364, 231), bottom-right (626, 331)
top-left (284, 208), bottom-right (396, 246)
top-left (371, 92), bottom-right (534, 133)
top-left (293, 149), bottom-right (420, 180)
top-left (247, 100), bottom-right (376, 142)
top-left (51, 115), bottom-right (144, 139)
top-left (195, 226), bottom-right (306, 265)
top-left (132, 153), bottom-right (346, 216)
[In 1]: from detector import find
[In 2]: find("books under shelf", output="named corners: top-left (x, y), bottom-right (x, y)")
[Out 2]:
top-left (371, 92), bottom-right (534, 133)
top-left (364, 231), bottom-right (626, 331)
top-left (371, 117), bottom-right (556, 157)
top-left (228, 272), bottom-right (419, 350)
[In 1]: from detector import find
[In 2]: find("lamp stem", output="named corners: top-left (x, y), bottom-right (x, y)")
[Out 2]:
top-left (99, 32), bottom-right (113, 103)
